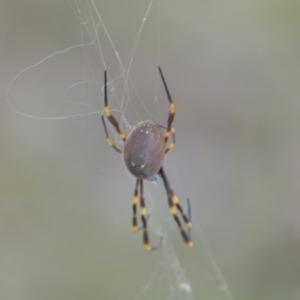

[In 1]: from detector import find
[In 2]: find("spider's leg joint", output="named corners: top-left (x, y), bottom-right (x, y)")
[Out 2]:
top-left (170, 103), bottom-right (175, 114)
top-left (187, 241), bottom-right (194, 248)
top-left (144, 244), bottom-right (151, 251)
top-left (104, 106), bottom-right (111, 117)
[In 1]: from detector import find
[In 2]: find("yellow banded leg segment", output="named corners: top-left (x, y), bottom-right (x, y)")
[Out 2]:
top-left (160, 167), bottom-right (193, 249)
top-left (165, 128), bottom-right (176, 154)
top-left (101, 116), bottom-right (123, 155)
top-left (172, 195), bottom-right (192, 228)
top-left (170, 102), bottom-right (175, 113)
top-left (173, 214), bottom-right (193, 248)
top-left (104, 106), bottom-right (111, 117)
top-left (157, 67), bottom-right (176, 145)
top-left (132, 179), bottom-right (139, 232)
top-left (103, 71), bottom-right (126, 142)
top-left (139, 180), bottom-right (151, 251)
top-left (165, 103), bottom-right (176, 142)
top-left (158, 67), bottom-right (175, 133)
top-left (169, 198), bottom-right (193, 248)
top-left (104, 107), bottom-right (126, 142)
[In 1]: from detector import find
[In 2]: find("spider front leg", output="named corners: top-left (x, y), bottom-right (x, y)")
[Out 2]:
top-left (165, 127), bottom-right (176, 154)
top-left (103, 70), bottom-right (126, 142)
top-left (160, 167), bottom-right (193, 248)
top-left (101, 116), bottom-right (123, 155)
top-left (158, 67), bottom-right (175, 143)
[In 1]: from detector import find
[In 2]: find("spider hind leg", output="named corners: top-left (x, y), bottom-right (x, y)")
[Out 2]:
top-left (132, 179), bottom-right (164, 251)
top-left (159, 167), bottom-right (193, 248)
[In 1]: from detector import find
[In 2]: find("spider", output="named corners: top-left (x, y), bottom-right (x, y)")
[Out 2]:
top-left (101, 67), bottom-right (193, 251)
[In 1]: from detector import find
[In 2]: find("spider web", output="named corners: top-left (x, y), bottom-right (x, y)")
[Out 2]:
top-left (5, 1), bottom-right (236, 299)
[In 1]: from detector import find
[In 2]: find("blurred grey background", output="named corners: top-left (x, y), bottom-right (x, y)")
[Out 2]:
top-left (1, 1), bottom-right (300, 299)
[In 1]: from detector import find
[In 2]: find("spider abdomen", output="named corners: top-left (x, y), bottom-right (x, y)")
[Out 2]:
top-left (124, 120), bottom-right (165, 179)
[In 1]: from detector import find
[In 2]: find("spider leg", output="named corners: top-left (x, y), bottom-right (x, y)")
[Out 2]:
top-left (132, 179), bottom-right (152, 231)
top-left (158, 67), bottom-right (175, 144)
top-left (103, 70), bottom-right (126, 142)
top-left (132, 179), bottom-right (140, 232)
top-left (140, 179), bottom-right (150, 251)
top-left (165, 127), bottom-right (176, 154)
top-left (186, 198), bottom-right (192, 240)
top-left (139, 180), bottom-right (163, 251)
top-left (159, 167), bottom-right (193, 248)
top-left (137, 215), bottom-right (150, 231)
top-left (101, 116), bottom-right (123, 154)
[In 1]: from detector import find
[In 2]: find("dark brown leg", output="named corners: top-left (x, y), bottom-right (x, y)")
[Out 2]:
top-left (160, 167), bottom-right (193, 248)
top-left (101, 116), bottom-right (123, 154)
top-left (103, 70), bottom-right (126, 142)
top-left (158, 67), bottom-right (175, 143)
top-left (132, 179), bottom-right (139, 232)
